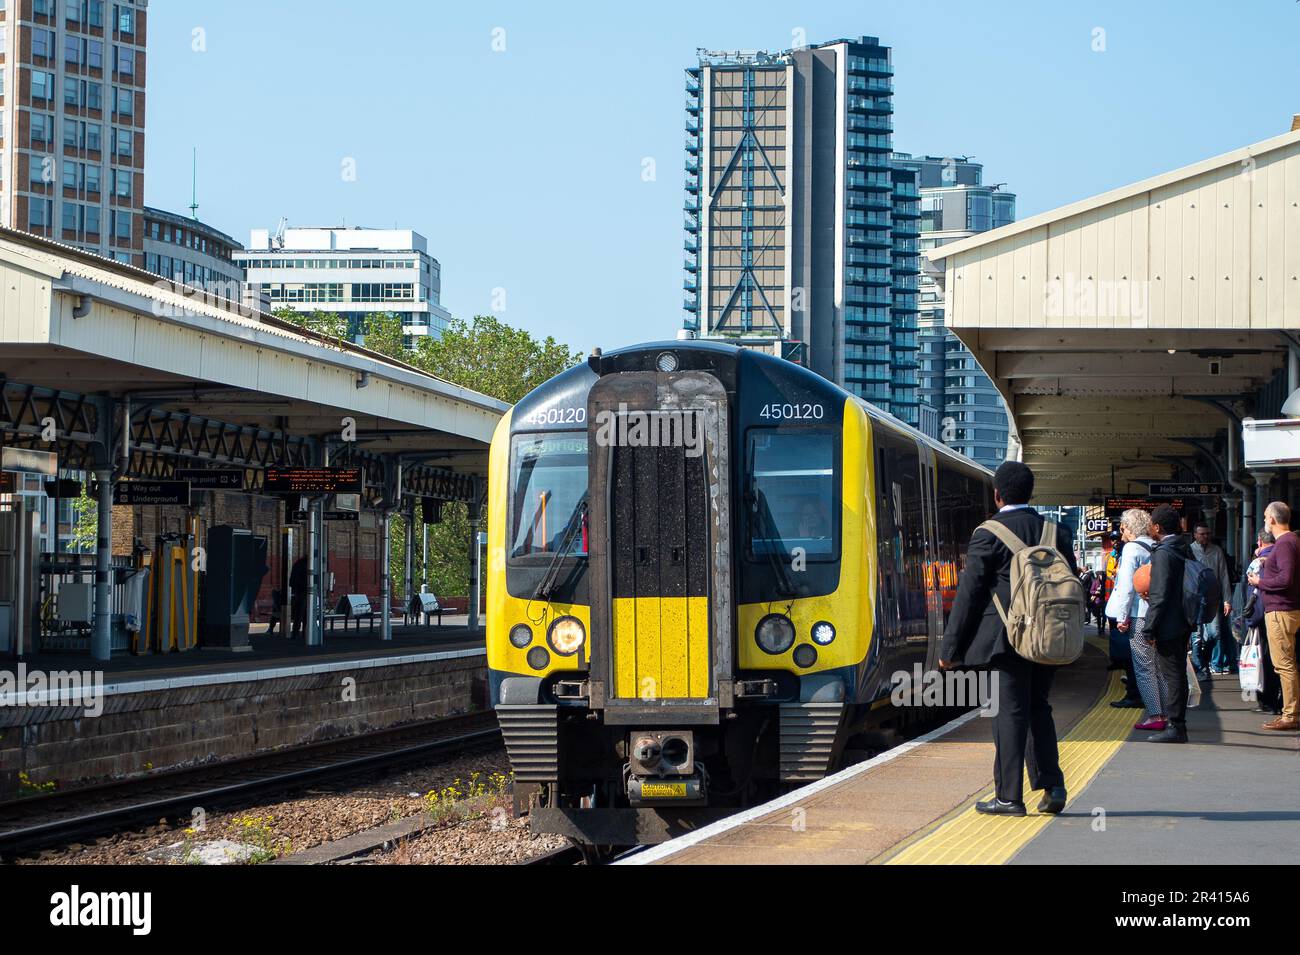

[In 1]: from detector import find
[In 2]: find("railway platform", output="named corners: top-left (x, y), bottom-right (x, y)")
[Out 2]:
top-left (627, 634), bottom-right (1297, 866)
top-left (0, 623), bottom-right (488, 800)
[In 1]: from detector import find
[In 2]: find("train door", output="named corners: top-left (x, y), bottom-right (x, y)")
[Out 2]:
top-left (874, 428), bottom-right (928, 678)
top-left (586, 371), bottom-right (733, 720)
top-left (919, 447), bottom-right (944, 674)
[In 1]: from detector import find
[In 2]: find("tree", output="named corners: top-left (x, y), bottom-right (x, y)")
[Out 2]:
top-left (70, 488), bottom-right (98, 552)
top-left (412, 314), bottom-right (582, 404)
top-left (273, 306), bottom-right (349, 345)
top-left (406, 315), bottom-right (581, 600)
top-left (360, 311), bottom-right (407, 360)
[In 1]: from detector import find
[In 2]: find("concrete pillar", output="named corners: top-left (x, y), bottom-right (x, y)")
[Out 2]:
top-left (91, 467), bottom-right (114, 662)
top-left (305, 499), bottom-right (322, 646)
top-left (402, 506), bottom-right (414, 622)
top-left (380, 509), bottom-right (392, 641)
top-left (468, 499), bottom-right (483, 631)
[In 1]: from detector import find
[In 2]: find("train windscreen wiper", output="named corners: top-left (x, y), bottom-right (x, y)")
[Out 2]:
top-left (749, 488), bottom-right (797, 599)
top-left (533, 492), bottom-right (589, 601)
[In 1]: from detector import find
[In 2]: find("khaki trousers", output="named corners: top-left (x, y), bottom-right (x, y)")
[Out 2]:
top-left (1263, 610), bottom-right (1300, 722)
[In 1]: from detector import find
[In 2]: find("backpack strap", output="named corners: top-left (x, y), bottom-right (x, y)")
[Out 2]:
top-left (977, 518), bottom-right (1028, 555)
top-left (1039, 518), bottom-right (1057, 548)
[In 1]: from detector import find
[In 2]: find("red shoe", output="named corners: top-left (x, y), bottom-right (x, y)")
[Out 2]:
top-left (1134, 717), bottom-right (1167, 731)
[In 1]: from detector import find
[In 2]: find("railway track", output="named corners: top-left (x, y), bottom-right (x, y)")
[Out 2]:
top-left (0, 712), bottom-right (502, 859)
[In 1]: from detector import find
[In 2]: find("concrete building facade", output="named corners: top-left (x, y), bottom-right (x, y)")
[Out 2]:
top-left (0, 0), bottom-right (147, 266)
top-left (683, 37), bottom-right (922, 425)
top-left (894, 153), bottom-right (1014, 466)
top-left (234, 225), bottom-right (451, 348)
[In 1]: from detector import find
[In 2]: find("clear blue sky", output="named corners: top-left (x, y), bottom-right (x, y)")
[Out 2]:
top-left (144, 0), bottom-right (1300, 353)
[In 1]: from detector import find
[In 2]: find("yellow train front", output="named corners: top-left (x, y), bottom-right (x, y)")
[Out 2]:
top-left (487, 340), bottom-right (991, 845)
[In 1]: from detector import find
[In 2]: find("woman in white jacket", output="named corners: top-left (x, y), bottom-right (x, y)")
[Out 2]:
top-left (1105, 508), bottom-right (1167, 730)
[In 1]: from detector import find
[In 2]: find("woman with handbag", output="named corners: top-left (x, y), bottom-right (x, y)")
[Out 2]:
top-left (1110, 508), bottom-right (1168, 730)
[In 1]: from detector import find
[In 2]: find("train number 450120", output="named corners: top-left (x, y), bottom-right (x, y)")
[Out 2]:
top-left (758, 403), bottom-right (824, 420)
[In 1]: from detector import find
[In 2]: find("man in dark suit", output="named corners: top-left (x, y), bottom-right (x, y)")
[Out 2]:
top-left (940, 461), bottom-right (1075, 816)
top-left (1143, 504), bottom-right (1197, 743)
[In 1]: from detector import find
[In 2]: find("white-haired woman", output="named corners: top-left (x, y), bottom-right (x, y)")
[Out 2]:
top-left (1106, 508), bottom-right (1167, 730)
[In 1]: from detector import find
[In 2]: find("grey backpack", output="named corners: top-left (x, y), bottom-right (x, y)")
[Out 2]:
top-left (978, 519), bottom-right (1086, 666)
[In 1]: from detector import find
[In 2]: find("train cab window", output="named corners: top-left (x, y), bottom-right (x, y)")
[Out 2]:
top-left (509, 432), bottom-right (589, 560)
top-left (745, 430), bottom-right (838, 561)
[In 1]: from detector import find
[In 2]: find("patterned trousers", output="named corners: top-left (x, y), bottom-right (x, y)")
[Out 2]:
top-left (1129, 616), bottom-right (1170, 718)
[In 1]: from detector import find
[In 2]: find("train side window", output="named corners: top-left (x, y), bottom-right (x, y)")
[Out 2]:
top-left (508, 432), bottom-right (589, 560)
top-left (745, 429), bottom-right (838, 562)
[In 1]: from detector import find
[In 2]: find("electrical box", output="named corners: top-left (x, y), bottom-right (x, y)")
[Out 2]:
top-left (58, 582), bottom-right (94, 623)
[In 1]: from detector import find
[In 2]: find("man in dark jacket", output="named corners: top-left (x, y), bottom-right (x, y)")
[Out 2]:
top-left (940, 461), bottom-right (1075, 816)
top-left (289, 556), bottom-right (310, 639)
top-left (1142, 504), bottom-right (1196, 743)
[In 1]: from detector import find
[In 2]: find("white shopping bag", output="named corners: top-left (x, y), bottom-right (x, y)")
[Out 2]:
top-left (1186, 654), bottom-right (1202, 708)
top-left (1238, 628), bottom-right (1263, 695)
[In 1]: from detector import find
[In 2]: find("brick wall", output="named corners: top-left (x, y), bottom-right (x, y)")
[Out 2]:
top-left (0, 655), bottom-right (487, 798)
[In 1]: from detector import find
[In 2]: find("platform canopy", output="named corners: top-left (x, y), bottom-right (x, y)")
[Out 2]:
top-left (0, 227), bottom-right (508, 494)
top-left (928, 126), bottom-right (1300, 506)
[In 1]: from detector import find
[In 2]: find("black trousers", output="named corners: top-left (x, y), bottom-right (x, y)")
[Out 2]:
top-left (290, 594), bottom-right (307, 638)
top-left (1154, 632), bottom-right (1192, 728)
top-left (992, 654), bottom-right (1065, 804)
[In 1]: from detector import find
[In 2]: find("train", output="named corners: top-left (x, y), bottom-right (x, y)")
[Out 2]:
top-left (486, 340), bottom-right (993, 848)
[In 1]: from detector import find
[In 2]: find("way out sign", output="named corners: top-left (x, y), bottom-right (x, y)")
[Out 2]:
top-left (113, 481), bottom-right (191, 506)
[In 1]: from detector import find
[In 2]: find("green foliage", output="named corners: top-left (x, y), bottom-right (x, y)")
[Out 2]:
top-left (413, 314), bottom-right (582, 403)
top-left (361, 311), bottom-right (407, 359)
top-left (70, 488), bottom-right (97, 553)
top-left (273, 306), bottom-right (349, 344)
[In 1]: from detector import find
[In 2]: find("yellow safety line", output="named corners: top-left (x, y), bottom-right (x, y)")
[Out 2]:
top-left (885, 669), bottom-right (1132, 865)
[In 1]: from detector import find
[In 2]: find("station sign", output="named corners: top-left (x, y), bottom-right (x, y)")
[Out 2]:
top-left (1104, 495), bottom-right (1186, 518)
top-left (1148, 482), bottom-right (1222, 496)
top-left (175, 467), bottom-right (246, 490)
top-left (43, 478), bottom-right (82, 498)
top-left (286, 509), bottom-right (360, 523)
top-left (114, 481), bottom-right (192, 506)
top-left (1, 447), bottom-right (56, 476)
top-left (264, 466), bottom-right (364, 495)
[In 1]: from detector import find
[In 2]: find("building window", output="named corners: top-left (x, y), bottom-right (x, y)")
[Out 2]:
top-left (33, 0), bottom-right (54, 15)
top-left (85, 164), bottom-right (101, 193)
top-left (68, 0), bottom-right (106, 27)
top-left (112, 168), bottom-right (131, 197)
top-left (64, 77), bottom-right (102, 109)
top-left (31, 69), bottom-right (55, 102)
top-left (32, 28), bottom-right (56, 59)
top-left (115, 4), bottom-right (134, 34)
top-left (113, 86), bottom-right (132, 118)
top-left (29, 155), bottom-right (52, 186)
top-left (112, 209), bottom-right (132, 240)
top-left (29, 199), bottom-right (54, 230)
top-left (113, 127), bottom-right (132, 158)
top-left (114, 46), bottom-right (135, 79)
top-left (30, 112), bottom-right (55, 147)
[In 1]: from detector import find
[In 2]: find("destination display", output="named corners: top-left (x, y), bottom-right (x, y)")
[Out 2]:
top-left (0, 471), bottom-right (16, 494)
top-left (175, 468), bottom-right (246, 490)
top-left (264, 466), bottom-right (364, 495)
top-left (1148, 482), bottom-right (1222, 496)
top-left (113, 481), bottom-right (192, 506)
top-left (1104, 495), bottom-right (1186, 518)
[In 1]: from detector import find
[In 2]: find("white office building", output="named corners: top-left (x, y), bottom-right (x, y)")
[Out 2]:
top-left (233, 226), bottom-right (452, 346)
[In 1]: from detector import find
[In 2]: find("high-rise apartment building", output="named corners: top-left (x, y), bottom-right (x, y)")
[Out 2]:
top-left (234, 226), bottom-right (452, 348)
top-left (0, 0), bottom-right (147, 266)
top-left (893, 153), bottom-right (1014, 467)
top-left (683, 37), bottom-right (922, 425)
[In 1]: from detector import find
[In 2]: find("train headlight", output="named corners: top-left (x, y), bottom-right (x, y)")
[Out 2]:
top-left (547, 616), bottom-right (586, 656)
top-left (811, 621), bottom-right (836, 646)
top-left (509, 624), bottom-right (533, 648)
top-left (655, 351), bottom-right (679, 372)
top-left (755, 614), bottom-right (796, 655)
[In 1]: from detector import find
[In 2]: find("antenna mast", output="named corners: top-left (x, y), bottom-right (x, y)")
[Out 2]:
top-left (189, 147), bottom-right (199, 219)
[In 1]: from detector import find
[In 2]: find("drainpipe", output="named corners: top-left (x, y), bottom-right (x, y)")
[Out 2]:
top-left (1226, 425), bottom-right (1252, 567)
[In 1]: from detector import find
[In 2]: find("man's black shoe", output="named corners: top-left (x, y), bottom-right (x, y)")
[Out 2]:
top-left (1147, 725), bottom-right (1188, 744)
top-left (1109, 698), bottom-right (1142, 708)
top-left (975, 797), bottom-right (1026, 816)
top-left (1037, 787), bottom-right (1067, 814)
